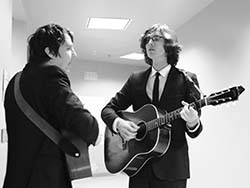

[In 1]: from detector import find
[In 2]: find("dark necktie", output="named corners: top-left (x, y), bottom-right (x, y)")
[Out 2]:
top-left (152, 72), bottom-right (160, 105)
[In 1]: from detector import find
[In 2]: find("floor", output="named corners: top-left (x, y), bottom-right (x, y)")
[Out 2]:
top-left (72, 173), bottom-right (129, 188)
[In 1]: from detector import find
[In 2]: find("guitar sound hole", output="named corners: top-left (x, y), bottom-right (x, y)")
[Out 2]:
top-left (136, 122), bottom-right (146, 141)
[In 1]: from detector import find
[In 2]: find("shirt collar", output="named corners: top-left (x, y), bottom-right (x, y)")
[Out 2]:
top-left (150, 64), bottom-right (171, 78)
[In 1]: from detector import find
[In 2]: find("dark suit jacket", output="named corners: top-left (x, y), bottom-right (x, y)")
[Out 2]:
top-left (101, 66), bottom-right (203, 180)
top-left (3, 63), bottom-right (99, 188)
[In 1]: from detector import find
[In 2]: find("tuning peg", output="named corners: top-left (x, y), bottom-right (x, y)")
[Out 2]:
top-left (237, 86), bottom-right (245, 95)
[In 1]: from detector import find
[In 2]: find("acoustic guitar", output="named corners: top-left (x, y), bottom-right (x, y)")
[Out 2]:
top-left (104, 86), bottom-right (245, 177)
top-left (62, 130), bottom-right (92, 180)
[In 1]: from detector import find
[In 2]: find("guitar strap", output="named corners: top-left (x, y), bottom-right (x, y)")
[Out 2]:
top-left (14, 71), bottom-right (80, 158)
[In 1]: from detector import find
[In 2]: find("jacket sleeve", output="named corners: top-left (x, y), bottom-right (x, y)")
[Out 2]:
top-left (46, 71), bottom-right (99, 146)
top-left (184, 72), bottom-right (203, 138)
top-left (101, 74), bottom-right (133, 133)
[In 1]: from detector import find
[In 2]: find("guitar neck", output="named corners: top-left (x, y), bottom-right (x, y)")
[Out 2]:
top-left (146, 98), bottom-right (207, 131)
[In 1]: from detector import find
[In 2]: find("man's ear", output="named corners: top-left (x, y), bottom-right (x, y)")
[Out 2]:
top-left (44, 47), bottom-right (55, 59)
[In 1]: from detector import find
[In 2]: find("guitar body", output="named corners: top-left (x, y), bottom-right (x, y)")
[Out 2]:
top-left (62, 131), bottom-right (92, 180)
top-left (104, 104), bottom-right (171, 177)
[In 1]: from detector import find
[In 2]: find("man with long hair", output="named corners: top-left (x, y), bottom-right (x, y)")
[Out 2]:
top-left (102, 23), bottom-right (203, 188)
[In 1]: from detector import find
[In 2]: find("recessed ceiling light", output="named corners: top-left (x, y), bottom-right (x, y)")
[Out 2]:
top-left (86, 17), bottom-right (132, 30)
top-left (120, 53), bottom-right (144, 60)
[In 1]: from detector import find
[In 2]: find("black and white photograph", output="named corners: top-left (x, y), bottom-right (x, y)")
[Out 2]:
top-left (0, 0), bottom-right (249, 188)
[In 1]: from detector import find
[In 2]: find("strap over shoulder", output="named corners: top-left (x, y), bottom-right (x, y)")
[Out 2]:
top-left (14, 71), bottom-right (80, 158)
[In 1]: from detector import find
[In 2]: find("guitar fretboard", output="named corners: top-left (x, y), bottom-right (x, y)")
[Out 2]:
top-left (146, 99), bottom-right (206, 131)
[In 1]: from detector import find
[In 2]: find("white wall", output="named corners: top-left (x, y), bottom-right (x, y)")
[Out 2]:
top-left (11, 19), bottom-right (28, 75)
top-left (176, 0), bottom-right (250, 187)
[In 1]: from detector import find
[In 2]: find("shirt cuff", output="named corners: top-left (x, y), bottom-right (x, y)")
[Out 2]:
top-left (112, 118), bottom-right (120, 133)
top-left (186, 120), bottom-right (200, 132)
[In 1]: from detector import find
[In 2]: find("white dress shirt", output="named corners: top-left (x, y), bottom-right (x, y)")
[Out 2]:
top-left (146, 65), bottom-right (171, 101)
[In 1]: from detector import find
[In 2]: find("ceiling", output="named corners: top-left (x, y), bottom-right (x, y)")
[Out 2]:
top-left (13, 0), bottom-right (214, 66)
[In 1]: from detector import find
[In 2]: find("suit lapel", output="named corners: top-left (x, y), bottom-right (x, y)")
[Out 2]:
top-left (159, 66), bottom-right (178, 103)
top-left (142, 68), bottom-right (152, 101)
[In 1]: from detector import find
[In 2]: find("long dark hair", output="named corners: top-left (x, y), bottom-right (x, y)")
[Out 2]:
top-left (140, 24), bottom-right (182, 66)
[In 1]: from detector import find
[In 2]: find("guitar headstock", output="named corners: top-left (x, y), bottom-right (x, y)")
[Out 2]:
top-left (206, 86), bottom-right (245, 106)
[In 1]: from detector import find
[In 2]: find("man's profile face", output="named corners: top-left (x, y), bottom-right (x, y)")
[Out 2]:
top-left (51, 33), bottom-right (77, 73)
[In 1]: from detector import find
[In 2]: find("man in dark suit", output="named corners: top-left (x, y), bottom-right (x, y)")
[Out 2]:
top-left (101, 23), bottom-right (203, 188)
top-left (3, 23), bottom-right (100, 188)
